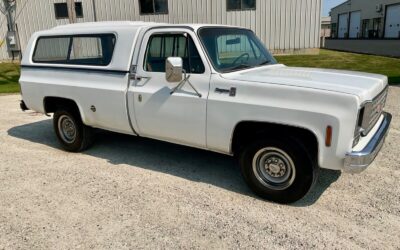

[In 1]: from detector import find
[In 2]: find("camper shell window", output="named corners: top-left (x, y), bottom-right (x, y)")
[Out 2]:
top-left (32, 34), bottom-right (116, 66)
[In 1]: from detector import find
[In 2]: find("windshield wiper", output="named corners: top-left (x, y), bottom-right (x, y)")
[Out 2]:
top-left (229, 64), bottom-right (252, 71)
top-left (258, 60), bottom-right (271, 66)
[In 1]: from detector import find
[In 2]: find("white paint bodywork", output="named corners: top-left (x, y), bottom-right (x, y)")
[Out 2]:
top-left (19, 22), bottom-right (389, 171)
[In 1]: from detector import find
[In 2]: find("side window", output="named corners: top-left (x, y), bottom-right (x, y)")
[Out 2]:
top-left (144, 34), bottom-right (205, 74)
top-left (32, 37), bottom-right (70, 63)
top-left (33, 34), bottom-right (116, 66)
top-left (69, 36), bottom-right (115, 65)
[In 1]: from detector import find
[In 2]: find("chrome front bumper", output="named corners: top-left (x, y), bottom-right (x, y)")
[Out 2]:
top-left (344, 112), bottom-right (392, 173)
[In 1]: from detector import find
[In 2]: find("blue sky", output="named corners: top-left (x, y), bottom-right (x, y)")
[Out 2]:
top-left (322, 0), bottom-right (347, 16)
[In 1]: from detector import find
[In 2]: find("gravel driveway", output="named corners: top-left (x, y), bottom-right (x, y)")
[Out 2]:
top-left (0, 87), bottom-right (399, 249)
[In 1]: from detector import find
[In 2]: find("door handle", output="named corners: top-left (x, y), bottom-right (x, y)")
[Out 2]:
top-left (215, 87), bottom-right (236, 97)
top-left (135, 75), bottom-right (150, 81)
top-left (215, 88), bottom-right (230, 94)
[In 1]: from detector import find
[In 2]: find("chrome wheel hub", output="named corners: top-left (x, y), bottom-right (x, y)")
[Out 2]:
top-left (265, 157), bottom-right (287, 177)
top-left (252, 147), bottom-right (296, 190)
top-left (58, 115), bottom-right (76, 143)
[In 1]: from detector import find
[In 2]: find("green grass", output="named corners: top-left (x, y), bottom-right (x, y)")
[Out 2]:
top-left (0, 63), bottom-right (20, 93)
top-left (275, 49), bottom-right (400, 84)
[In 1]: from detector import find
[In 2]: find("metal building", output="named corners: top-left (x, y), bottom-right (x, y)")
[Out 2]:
top-left (330, 0), bottom-right (400, 39)
top-left (0, 0), bottom-right (322, 61)
top-left (324, 0), bottom-right (400, 57)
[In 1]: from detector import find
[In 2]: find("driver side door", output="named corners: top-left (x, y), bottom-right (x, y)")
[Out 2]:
top-left (129, 29), bottom-right (211, 148)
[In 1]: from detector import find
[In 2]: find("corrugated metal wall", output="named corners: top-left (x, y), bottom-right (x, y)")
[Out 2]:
top-left (0, 0), bottom-right (321, 60)
top-left (0, 6), bottom-right (9, 60)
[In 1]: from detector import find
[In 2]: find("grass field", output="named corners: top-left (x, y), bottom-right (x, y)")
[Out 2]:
top-left (0, 63), bottom-right (20, 93)
top-left (275, 49), bottom-right (400, 84)
top-left (0, 49), bottom-right (399, 93)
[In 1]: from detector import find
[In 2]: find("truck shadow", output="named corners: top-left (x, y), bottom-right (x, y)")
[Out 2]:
top-left (8, 119), bottom-right (341, 206)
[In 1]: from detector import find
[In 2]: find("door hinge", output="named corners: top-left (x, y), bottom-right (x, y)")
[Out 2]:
top-left (129, 65), bottom-right (137, 80)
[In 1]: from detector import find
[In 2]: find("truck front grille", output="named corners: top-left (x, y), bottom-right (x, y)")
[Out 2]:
top-left (361, 87), bottom-right (388, 136)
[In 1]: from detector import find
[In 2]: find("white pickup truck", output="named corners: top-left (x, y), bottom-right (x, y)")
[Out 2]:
top-left (19, 22), bottom-right (392, 203)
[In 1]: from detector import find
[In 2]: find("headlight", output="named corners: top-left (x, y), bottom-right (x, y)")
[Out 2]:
top-left (353, 107), bottom-right (364, 147)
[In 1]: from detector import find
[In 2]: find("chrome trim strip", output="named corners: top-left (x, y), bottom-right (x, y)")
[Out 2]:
top-left (20, 65), bottom-right (128, 75)
top-left (359, 84), bottom-right (389, 108)
top-left (344, 112), bottom-right (392, 173)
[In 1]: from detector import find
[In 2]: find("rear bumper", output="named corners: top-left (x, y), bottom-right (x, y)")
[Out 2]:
top-left (344, 112), bottom-right (392, 173)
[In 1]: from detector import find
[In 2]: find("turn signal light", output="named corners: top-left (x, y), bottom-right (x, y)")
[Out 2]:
top-left (325, 126), bottom-right (332, 147)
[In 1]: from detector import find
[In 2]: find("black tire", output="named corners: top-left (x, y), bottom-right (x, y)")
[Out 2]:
top-left (239, 136), bottom-right (318, 204)
top-left (53, 108), bottom-right (94, 152)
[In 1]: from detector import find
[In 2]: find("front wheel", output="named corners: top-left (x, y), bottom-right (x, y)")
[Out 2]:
top-left (53, 109), bottom-right (94, 152)
top-left (239, 137), bottom-right (318, 204)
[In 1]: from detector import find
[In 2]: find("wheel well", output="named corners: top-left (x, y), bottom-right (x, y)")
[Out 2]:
top-left (231, 121), bottom-right (319, 159)
top-left (43, 97), bottom-right (80, 114)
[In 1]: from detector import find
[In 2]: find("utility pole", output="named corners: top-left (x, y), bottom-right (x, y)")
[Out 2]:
top-left (66, 0), bottom-right (76, 24)
top-left (2, 0), bottom-right (15, 32)
top-left (66, 0), bottom-right (80, 58)
top-left (1, 0), bottom-right (20, 60)
top-left (92, 0), bottom-right (98, 22)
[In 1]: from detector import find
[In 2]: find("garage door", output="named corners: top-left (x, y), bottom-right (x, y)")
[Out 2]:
top-left (349, 11), bottom-right (361, 38)
top-left (338, 13), bottom-right (349, 38)
top-left (385, 4), bottom-right (400, 38)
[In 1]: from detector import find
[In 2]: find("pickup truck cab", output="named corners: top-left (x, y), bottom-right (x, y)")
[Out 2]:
top-left (19, 22), bottom-right (392, 203)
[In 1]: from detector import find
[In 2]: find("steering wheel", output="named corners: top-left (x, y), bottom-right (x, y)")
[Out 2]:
top-left (231, 53), bottom-right (250, 67)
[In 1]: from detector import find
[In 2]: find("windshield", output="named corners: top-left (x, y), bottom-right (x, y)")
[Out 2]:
top-left (198, 28), bottom-right (277, 73)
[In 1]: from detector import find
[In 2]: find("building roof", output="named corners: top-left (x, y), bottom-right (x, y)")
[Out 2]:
top-left (321, 16), bottom-right (331, 24)
top-left (331, 0), bottom-right (351, 11)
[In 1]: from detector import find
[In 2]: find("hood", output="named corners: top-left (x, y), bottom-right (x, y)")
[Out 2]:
top-left (221, 64), bottom-right (388, 102)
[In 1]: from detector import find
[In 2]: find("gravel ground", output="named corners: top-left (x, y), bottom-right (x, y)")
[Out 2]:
top-left (0, 87), bottom-right (399, 249)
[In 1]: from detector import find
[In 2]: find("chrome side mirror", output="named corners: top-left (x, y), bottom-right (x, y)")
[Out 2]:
top-left (165, 57), bottom-right (183, 83)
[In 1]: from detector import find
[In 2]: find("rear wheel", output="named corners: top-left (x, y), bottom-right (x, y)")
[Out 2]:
top-left (239, 137), bottom-right (318, 204)
top-left (53, 109), bottom-right (94, 152)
